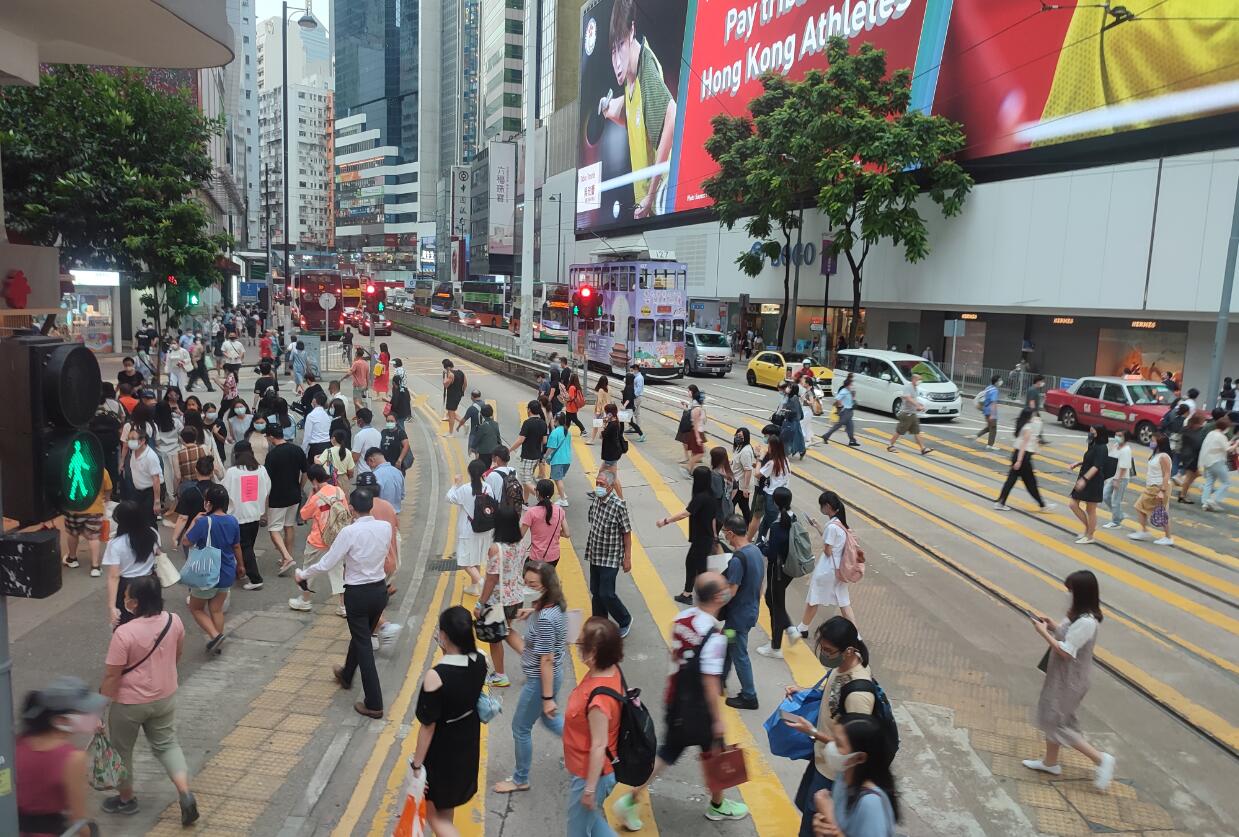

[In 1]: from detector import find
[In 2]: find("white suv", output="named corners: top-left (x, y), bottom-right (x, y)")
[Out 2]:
top-left (833, 349), bottom-right (961, 419)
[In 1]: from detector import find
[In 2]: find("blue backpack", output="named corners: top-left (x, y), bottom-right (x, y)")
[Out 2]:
top-left (840, 678), bottom-right (900, 753)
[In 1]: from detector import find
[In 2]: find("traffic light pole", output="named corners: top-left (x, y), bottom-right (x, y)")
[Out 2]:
top-left (0, 464), bottom-right (18, 835)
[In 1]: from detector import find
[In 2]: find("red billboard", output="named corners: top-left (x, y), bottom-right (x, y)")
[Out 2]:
top-left (575, 0), bottom-right (1239, 234)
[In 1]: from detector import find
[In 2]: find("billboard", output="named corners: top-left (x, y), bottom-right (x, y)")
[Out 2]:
top-left (575, 0), bottom-right (1239, 234)
top-left (451, 165), bottom-right (471, 237)
top-left (489, 140), bottom-right (517, 255)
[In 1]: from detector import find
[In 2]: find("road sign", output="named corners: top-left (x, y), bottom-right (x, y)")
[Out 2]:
top-left (240, 281), bottom-right (263, 302)
top-left (319, 293), bottom-right (338, 310)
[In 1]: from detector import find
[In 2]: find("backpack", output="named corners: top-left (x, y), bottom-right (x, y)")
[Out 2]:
top-left (319, 492), bottom-right (353, 547)
top-left (973, 387), bottom-right (989, 412)
top-left (1159, 399), bottom-right (1180, 432)
top-left (471, 490), bottom-right (498, 533)
top-left (493, 467), bottom-right (523, 513)
top-left (710, 472), bottom-right (734, 525)
top-left (782, 515), bottom-right (815, 578)
top-left (667, 626), bottom-right (718, 744)
top-left (834, 523), bottom-right (866, 584)
top-left (588, 669), bottom-right (658, 786)
top-left (839, 678), bottom-right (900, 753)
top-left (569, 386), bottom-right (586, 412)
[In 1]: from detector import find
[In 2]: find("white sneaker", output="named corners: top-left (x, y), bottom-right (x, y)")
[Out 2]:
top-left (1074, 536), bottom-right (1095, 545)
top-left (1094, 753), bottom-right (1115, 791)
top-left (1039, 503), bottom-right (1058, 513)
top-left (370, 636), bottom-right (380, 651)
top-left (378, 622), bottom-right (402, 648)
top-left (555, 498), bottom-right (570, 507)
top-left (1128, 530), bottom-right (1152, 541)
top-left (755, 644), bottom-right (783, 659)
top-left (242, 581), bottom-right (264, 591)
top-left (985, 445), bottom-right (999, 451)
top-left (784, 626), bottom-right (801, 646)
top-left (993, 502), bottom-right (1012, 511)
top-left (1022, 758), bottom-right (1062, 776)
top-left (1101, 522), bottom-right (1120, 529)
top-left (90, 568), bottom-right (102, 578)
top-left (463, 583), bottom-right (481, 597)
top-left (288, 597), bottom-right (312, 612)
top-left (1154, 536), bottom-right (1174, 546)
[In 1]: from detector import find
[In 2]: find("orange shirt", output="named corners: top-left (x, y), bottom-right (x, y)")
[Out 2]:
top-left (299, 484), bottom-right (346, 549)
top-left (83, 471), bottom-right (113, 516)
top-left (350, 358), bottom-right (369, 388)
top-left (563, 670), bottom-right (623, 778)
top-left (119, 395), bottom-right (138, 415)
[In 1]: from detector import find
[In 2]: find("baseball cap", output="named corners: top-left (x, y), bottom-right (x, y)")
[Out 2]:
top-left (355, 472), bottom-right (378, 487)
top-left (140, 388), bottom-right (157, 399)
top-left (802, 358), bottom-right (812, 365)
top-left (22, 676), bottom-right (106, 720)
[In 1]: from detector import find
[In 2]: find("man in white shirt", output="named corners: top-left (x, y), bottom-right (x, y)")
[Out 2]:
top-left (221, 331), bottom-right (246, 380)
top-left (352, 408), bottom-right (382, 474)
top-left (296, 489), bottom-right (393, 719)
top-left (483, 446), bottom-right (517, 500)
top-left (164, 342), bottom-right (191, 391)
top-left (301, 391), bottom-right (333, 461)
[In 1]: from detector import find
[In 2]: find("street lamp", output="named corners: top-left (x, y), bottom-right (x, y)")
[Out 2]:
top-left (547, 194), bottom-right (565, 284)
top-left (281, 1), bottom-right (318, 336)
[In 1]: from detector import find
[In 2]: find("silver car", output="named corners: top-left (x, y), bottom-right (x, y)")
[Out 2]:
top-left (685, 327), bottom-right (733, 377)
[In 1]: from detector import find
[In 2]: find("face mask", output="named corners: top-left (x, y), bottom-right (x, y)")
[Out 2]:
top-left (385, 421), bottom-right (397, 431)
top-left (205, 412), bottom-right (218, 422)
top-left (823, 741), bottom-right (861, 774)
top-left (594, 486), bottom-right (607, 497)
top-left (817, 646), bottom-right (845, 668)
top-left (734, 435), bottom-right (744, 446)
top-left (127, 439), bottom-right (141, 450)
top-left (267, 414), bottom-right (279, 423)
top-left (253, 422), bottom-right (267, 431)
top-left (53, 713), bottom-right (99, 735)
top-left (235, 406), bottom-right (247, 415)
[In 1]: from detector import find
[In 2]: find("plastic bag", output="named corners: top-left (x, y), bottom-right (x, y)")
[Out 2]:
top-left (87, 731), bottom-right (128, 791)
top-left (393, 760), bottom-right (429, 837)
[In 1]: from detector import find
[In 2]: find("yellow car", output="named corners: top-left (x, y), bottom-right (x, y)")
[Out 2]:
top-left (746, 351), bottom-right (833, 393)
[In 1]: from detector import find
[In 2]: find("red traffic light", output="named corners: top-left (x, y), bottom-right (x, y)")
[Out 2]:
top-left (580, 286), bottom-right (592, 299)
top-left (366, 283), bottom-right (377, 295)
top-left (166, 274), bottom-right (178, 285)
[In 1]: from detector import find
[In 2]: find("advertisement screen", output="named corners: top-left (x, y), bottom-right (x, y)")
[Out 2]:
top-left (488, 140), bottom-right (517, 256)
top-left (575, 0), bottom-right (1239, 233)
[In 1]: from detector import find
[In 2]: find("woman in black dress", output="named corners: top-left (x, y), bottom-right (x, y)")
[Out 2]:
top-left (412, 606), bottom-right (488, 836)
top-left (657, 466), bottom-right (717, 605)
top-left (1069, 426), bottom-right (1109, 545)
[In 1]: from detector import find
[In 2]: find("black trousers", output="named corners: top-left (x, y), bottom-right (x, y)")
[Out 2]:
top-left (238, 521), bottom-right (262, 583)
top-left (765, 557), bottom-right (793, 649)
top-left (306, 441), bottom-right (331, 463)
top-left (341, 580), bottom-right (389, 711)
top-left (998, 451), bottom-right (1044, 506)
top-left (566, 412), bottom-right (587, 435)
top-left (732, 490), bottom-right (752, 524)
top-left (684, 543), bottom-right (710, 594)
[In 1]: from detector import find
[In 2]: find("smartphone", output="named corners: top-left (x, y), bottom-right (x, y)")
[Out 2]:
top-left (296, 576), bottom-right (310, 592)
top-left (779, 710), bottom-right (800, 725)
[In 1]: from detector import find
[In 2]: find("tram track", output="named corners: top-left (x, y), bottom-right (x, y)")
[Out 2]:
top-left (632, 391), bottom-right (1239, 758)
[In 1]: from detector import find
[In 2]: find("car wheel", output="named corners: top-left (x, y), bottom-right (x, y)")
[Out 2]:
top-left (746, 370), bottom-right (757, 386)
top-left (1135, 421), bottom-right (1155, 446)
top-left (891, 398), bottom-right (903, 417)
top-left (1059, 407), bottom-right (1077, 429)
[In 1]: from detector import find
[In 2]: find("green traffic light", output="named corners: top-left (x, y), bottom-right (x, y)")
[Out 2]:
top-left (49, 430), bottom-right (103, 513)
top-left (189, 293), bottom-right (199, 305)
top-left (377, 301), bottom-right (385, 312)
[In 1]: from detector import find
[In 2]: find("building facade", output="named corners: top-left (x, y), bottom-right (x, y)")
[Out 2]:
top-left (480, 0), bottom-right (523, 141)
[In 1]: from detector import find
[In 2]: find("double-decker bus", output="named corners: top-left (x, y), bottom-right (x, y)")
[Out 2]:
top-left (572, 261), bottom-right (687, 380)
top-left (460, 275), bottom-right (508, 327)
top-left (294, 270), bottom-right (347, 337)
top-left (429, 283), bottom-right (455, 318)
top-left (510, 281), bottom-right (571, 342)
top-left (412, 275), bottom-right (435, 314)
top-left (341, 275), bottom-right (361, 308)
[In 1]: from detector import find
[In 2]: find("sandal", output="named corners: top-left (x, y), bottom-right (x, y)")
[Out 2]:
top-left (492, 778), bottom-right (530, 794)
top-left (886, 446), bottom-right (897, 452)
top-left (921, 448), bottom-right (934, 456)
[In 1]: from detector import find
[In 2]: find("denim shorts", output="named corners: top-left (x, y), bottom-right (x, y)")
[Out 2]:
top-left (550, 463), bottom-right (569, 480)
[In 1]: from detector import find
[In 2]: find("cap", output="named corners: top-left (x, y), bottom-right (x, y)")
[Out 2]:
top-left (23, 676), bottom-right (106, 720)
top-left (355, 472), bottom-right (378, 487)
top-left (140, 388), bottom-right (157, 399)
top-left (802, 359), bottom-right (812, 365)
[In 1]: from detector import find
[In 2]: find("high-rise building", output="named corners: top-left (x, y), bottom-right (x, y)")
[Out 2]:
top-left (333, 0), bottom-right (426, 283)
top-left (257, 12), bottom-right (333, 270)
top-left (232, 0), bottom-right (260, 249)
top-left (480, 0), bottom-right (523, 141)
top-left (535, 0), bottom-right (579, 119)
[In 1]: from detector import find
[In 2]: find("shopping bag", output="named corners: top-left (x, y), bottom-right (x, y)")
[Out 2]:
top-left (700, 743), bottom-right (748, 795)
top-left (87, 731), bottom-right (128, 791)
top-left (180, 517), bottom-right (221, 588)
top-left (592, 418), bottom-right (604, 429)
top-left (154, 550), bottom-right (181, 588)
top-left (618, 409), bottom-right (633, 423)
top-left (763, 676), bottom-right (826, 760)
top-left (392, 760), bottom-right (429, 837)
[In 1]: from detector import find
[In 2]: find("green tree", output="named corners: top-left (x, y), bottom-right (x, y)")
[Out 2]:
top-left (0, 65), bottom-right (232, 332)
top-left (703, 75), bottom-right (817, 349)
top-left (807, 38), bottom-right (972, 347)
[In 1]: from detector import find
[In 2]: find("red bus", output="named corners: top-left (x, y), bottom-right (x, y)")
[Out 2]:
top-left (294, 270), bottom-right (347, 337)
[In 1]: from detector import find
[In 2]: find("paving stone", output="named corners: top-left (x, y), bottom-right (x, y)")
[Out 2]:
top-left (1062, 785), bottom-right (1123, 825)
top-left (252, 750), bottom-right (302, 775)
top-left (190, 765), bottom-right (239, 795)
top-left (219, 726), bottom-right (271, 749)
top-left (208, 747), bottom-right (262, 770)
top-left (229, 771), bottom-right (288, 801)
top-left (296, 636), bottom-right (334, 651)
top-left (1120, 800), bottom-right (1175, 831)
top-left (1036, 806), bottom-right (1092, 836)
top-left (276, 712), bottom-right (323, 733)
top-left (250, 690), bottom-right (297, 710)
top-left (969, 729), bottom-right (1020, 756)
top-left (1017, 781), bottom-right (1070, 811)
top-left (277, 663), bottom-right (318, 679)
top-left (232, 614), bottom-right (305, 642)
top-left (266, 730), bottom-right (314, 753)
top-left (236, 708), bottom-right (287, 729)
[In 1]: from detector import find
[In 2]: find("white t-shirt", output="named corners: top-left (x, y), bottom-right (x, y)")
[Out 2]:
top-left (352, 426), bottom-right (382, 473)
top-left (823, 517), bottom-right (847, 561)
top-left (1057, 614), bottom-right (1098, 659)
top-left (899, 382), bottom-right (921, 415)
top-left (675, 607), bottom-right (727, 675)
top-left (1146, 452), bottom-right (1169, 486)
top-left (129, 446), bottom-right (163, 489)
top-left (223, 466), bottom-right (271, 523)
top-left (483, 465), bottom-right (516, 500)
top-left (1199, 429), bottom-right (1231, 470)
top-left (222, 339), bottom-right (245, 363)
top-left (1113, 444), bottom-right (1133, 478)
top-left (759, 459), bottom-right (789, 494)
top-left (102, 532), bottom-right (158, 578)
top-left (731, 445), bottom-right (756, 490)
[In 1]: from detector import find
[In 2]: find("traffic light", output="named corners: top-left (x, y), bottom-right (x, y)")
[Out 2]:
top-left (571, 284), bottom-right (602, 322)
top-left (365, 281), bottom-right (378, 314)
top-left (0, 337), bottom-right (104, 526)
top-left (188, 291), bottom-right (200, 306)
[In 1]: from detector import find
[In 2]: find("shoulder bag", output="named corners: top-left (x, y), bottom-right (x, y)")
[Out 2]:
top-left (122, 613), bottom-right (174, 675)
top-left (180, 516), bottom-right (222, 589)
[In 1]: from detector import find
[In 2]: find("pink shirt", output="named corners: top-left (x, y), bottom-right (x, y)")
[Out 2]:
top-left (522, 503), bottom-right (565, 563)
top-left (106, 613), bottom-right (184, 704)
top-left (350, 358), bottom-right (369, 387)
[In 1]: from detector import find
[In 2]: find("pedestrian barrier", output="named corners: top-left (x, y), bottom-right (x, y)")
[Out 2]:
top-left (388, 310), bottom-right (517, 354)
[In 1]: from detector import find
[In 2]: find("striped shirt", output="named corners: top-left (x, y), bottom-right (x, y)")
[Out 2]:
top-left (520, 604), bottom-right (567, 678)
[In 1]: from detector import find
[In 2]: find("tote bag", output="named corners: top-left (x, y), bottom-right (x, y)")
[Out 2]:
top-left (763, 675), bottom-right (827, 760)
top-left (180, 516), bottom-right (222, 589)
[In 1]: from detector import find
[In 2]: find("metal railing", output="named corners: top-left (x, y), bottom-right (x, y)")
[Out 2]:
top-left (947, 364), bottom-right (1065, 402)
top-left (388, 311), bottom-right (517, 354)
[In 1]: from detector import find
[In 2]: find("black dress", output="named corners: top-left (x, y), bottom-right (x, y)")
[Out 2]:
top-left (416, 653), bottom-right (487, 809)
top-left (1073, 441), bottom-right (1107, 503)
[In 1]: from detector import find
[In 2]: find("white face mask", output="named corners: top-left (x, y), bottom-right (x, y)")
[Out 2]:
top-left (53, 712), bottom-right (99, 735)
top-left (824, 741), bottom-right (862, 774)
top-left (235, 406), bottom-right (247, 416)
top-left (205, 412), bottom-right (218, 422)
top-left (386, 422), bottom-right (397, 430)
top-left (253, 422), bottom-right (267, 432)
top-left (594, 486), bottom-right (607, 497)
top-left (127, 439), bottom-right (141, 450)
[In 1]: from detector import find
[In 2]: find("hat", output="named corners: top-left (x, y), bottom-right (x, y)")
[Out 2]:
top-left (355, 472), bottom-right (378, 487)
top-left (23, 676), bottom-right (106, 720)
top-left (802, 358), bottom-right (812, 365)
top-left (140, 388), bottom-right (157, 399)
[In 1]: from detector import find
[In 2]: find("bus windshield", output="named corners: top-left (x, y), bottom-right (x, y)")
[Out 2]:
top-left (893, 359), bottom-right (950, 383)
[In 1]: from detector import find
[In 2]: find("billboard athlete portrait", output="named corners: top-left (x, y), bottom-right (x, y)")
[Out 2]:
top-left (600, 0), bottom-right (677, 220)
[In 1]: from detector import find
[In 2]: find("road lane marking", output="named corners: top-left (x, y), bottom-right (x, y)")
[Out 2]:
top-left (573, 436), bottom-right (803, 837)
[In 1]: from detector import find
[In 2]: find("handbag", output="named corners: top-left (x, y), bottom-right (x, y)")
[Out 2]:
top-left (763, 675), bottom-right (826, 760)
top-left (699, 743), bottom-right (748, 795)
top-left (618, 409), bottom-right (633, 422)
top-left (1150, 502), bottom-right (1169, 529)
top-left (154, 550), bottom-right (181, 588)
top-left (477, 685), bottom-right (503, 723)
top-left (87, 731), bottom-right (128, 791)
top-left (180, 516), bottom-right (222, 589)
top-left (473, 546), bottom-right (510, 643)
top-left (393, 760), bottom-right (429, 837)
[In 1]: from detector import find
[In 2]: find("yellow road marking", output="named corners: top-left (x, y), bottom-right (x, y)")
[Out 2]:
top-left (573, 436), bottom-right (803, 836)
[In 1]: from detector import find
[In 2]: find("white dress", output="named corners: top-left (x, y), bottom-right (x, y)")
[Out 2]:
top-left (446, 482), bottom-right (493, 568)
top-left (808, 517), bottom-right (851, 607)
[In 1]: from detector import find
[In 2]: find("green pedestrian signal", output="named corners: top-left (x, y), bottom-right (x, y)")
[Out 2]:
top-left (377, 300), bottom-right (385, 312)
top-left (189, 292), bottom-right (199, 305)
top-left (48, 430), bottom-right (104, 513)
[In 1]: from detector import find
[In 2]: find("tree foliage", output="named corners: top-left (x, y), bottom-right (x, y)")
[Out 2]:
top-left (0, 65), bottom-right (232, 324)
top-left (806, 38), bottom-right (972, 346)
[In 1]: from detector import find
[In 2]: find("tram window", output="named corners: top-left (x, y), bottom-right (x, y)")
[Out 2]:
top-left (628, 317), bottom-right (636, 341)
top-left (672, 319), bottom-right (684, 341)
top-left (655, 320), bottom-right (671, 341)
top-left (639, 269), bottom-right (649, 289)
top-left (638, 318), bottom-right (655, 341)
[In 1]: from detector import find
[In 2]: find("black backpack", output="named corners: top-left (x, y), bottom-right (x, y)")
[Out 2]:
top-left (588, 669), bottom-right (657, 787)
top-left (471, 490), bottom-right (497, 533)
top-left (667, 626), bottom-right (718, 744)
top-left (497, 468), bottom-right (523, 513)
top-left (839, 678), bottom-right (900, 754)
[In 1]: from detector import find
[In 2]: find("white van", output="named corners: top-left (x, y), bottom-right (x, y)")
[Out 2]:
top-left (833, 349), bottom-right (962, 419)
top-left (684, 327), bottom-right (733, 377)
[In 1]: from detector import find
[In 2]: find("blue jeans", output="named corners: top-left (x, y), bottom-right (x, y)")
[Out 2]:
top-left (1201, 462), bottom-right (1230, 507)
top-left (1103, 477), bottom-right (1128, 523)
top-left (721, 623), bottom-right (756, 701)
top-left (512, 669), bottom-right (564, 784)
top-left (566, 772), bottom-right (618, 837)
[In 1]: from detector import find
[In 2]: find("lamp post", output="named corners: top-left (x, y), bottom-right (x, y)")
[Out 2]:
top-left (281, 1), bottom-right (318, 337)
